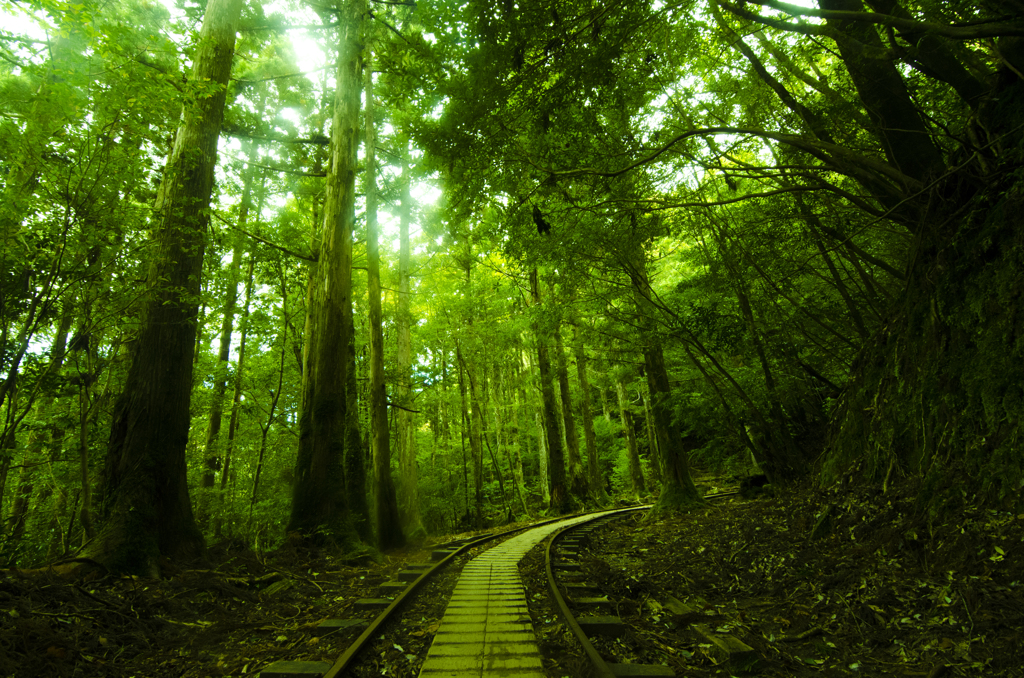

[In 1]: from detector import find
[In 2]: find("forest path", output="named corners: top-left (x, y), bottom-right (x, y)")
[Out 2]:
top-left (418, 511), bottom-right (618, 677)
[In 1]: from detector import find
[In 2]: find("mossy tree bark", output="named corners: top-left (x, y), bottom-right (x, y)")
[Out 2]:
top-left (95, 0), bottom-right (243, 575)
top-left (462, 354), bottom-right (486, 528)
top-left (530, 268), bottom-right (569, 514)
top-left (200, 139), bottom-right (257, 519)
top-left (642, 344), bottom-right (702, 511)
top-left (287, 0), bottom-right (364, 542)
top-left (396, 142), bottom-right (424, 538)
top-left (817, 0), bottom-right (944, 184)
top-left (627, 257), bottom-right (702, 512)
top-left (554, 323), bottom-right (589, 503)
top-left (573, 326), bottom-right (604, 501)
top-left (221, 253), bottom-right (254, 497)
top-left (455, 344), bottom-right (475, 523)
top-left (641, 392), bottom-right (660, 479)
top-left (616, 379), bottom-right (645, 501)
top-left (365, 44), bottom-right (405, 551)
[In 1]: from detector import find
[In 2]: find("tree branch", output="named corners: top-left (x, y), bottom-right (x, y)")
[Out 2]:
top-left (240, 22), bottom-right (339, 32)
top-left (221, 123), bottom-right (331, 146)
top-left (742, 0), bottom-right (1024, 39)
top-left (230, 157), bottom-right (327, 177)
top-left (722, 1), bottom-right (828, 36)
top-left (368, 11), bottom-right (415, 46)
top-left (133, 54), bottom-right (184, 92)
top-left (537, 126), bottom-right (921, 193)
top-left (233, 65), bottom-right (330, 83)
top-left (213, 212), bottom-right (318, 262)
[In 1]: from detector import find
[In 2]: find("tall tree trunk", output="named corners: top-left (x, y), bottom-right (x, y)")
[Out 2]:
top-left (0, 400), bottom-right (16, 525)
top-left (72, 225), bottom-right (115, 543)
top-left (5, 457), bottom-right (32, 555)
top-left (512, 368), bottom-right (534, 515)
top-left (345, 314), bottom-right (371, 542)
top-left (497, 376), bottom-right (530, 517)
top-left (365, 45), bottom-right (404, 551)
top-left (4, 308), bottom-right (72, 558)
top-left (554, 325), bottom-right (589, 502)
top-left (46, 488), bottom-right (68, 561)
top-left (201, 140), bottom-right (257, 518)
top-left (459, 349), bottom-right (485, 528)
top-left (616, 380), bottom-right (645, 500)
top-left (222, 253), bottom-right (254, 494)
top-left (530, 268), bottom-right (569, 514)
top-left (287, 0), bottom-right (363, 541)
top-left (600, 384), bottom-right (613, 423)
top-left (642, 344), bottom-right (701, 507)
top-left (483, 402), bottom-right (511, 522)
top-left (96, 0), bottom-right (243, 575)
top-left (627, 257), bottom-right (702, 512)
top-left (247, 269), bottom-right (288, 534)
top-left (395, 142), bottom-right (423, 537)
top-left (818, 0), bottom-right (944, 183)
top-left (34, 449), bottom-right (65, 561)
top-left (76, 349), bottom-right (98, 542)
top-left (535, 409), bottom-right (549, 504)
top-left (641, 392), bottom-right (660, 476)
top-left (572, 328), bottom-right (603, 500)
top-left (456, 350), bottom-right (472, 523)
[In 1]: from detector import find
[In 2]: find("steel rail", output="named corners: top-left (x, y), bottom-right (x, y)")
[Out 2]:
top-left (322, 510), bottom-right (600, 678)
top-left (544, 506), bottom-right (651, 678)
top-left (543, 491), bottom-right (740, 678)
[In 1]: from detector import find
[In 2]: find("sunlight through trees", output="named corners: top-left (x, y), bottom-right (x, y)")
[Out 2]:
top-left (1, 0), bottom-right (1022, 572)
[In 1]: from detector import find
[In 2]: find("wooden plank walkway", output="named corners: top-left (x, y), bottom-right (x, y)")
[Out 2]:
top-left (418, 512), bottom-right (614, 677)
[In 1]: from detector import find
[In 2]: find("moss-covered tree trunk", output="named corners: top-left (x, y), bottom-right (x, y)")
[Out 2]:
top-left (526, 354), bottom-right (550, 504)
top-left (96, 0), bottom-right (243, 575)
top-left (200, 140), bottom-right (256, 518)
top-left (818, 0), bottom-right (943, 184)
top-left (287, 0), bottom-right (364, 542)
top-left (573, 327), bottom-right (604, 501)
top-left (641, 392), bottom-right (660, 479)
top-left (642, 343), bottom-right (701, 509)
top-left (365, 45), bottom-right (405, 551)
top-left (464, 357), bottom-right (486, 527)
top-left (554, 325), bottom-right (589, 503)
top-left (455, 344), bottom-right (474, 523)
top-left (628, 258), bottom-right (701, 513)
top-left (345, 328), bottom-right (371, 543)
top-left (616, 379), bottom-right (645, 501)
top-left (221, 253), bottom-right (254, 497)
top-left (396, 142), bottom-right (423, 538)
top-left (530, 268), bottom-right (569, 514)
top-left (825, 68), bottom-right (1024, 506)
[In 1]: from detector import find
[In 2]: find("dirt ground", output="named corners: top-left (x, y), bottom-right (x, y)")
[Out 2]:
top-left (1, 477), bottom-right (1022, 677)
top-left (521, 475), bottom-right (1024, 677)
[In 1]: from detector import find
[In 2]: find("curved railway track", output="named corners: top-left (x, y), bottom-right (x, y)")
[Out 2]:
top-left (259, 494), bottom-right (739, 678)
top-left (541, 491), bottom-right (740, 678)
top-left (260, 510), bottom-right (617, 678)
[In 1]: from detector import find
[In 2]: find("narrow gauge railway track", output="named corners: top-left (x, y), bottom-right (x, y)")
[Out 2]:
top-left (259, 509), bottom-right (639, 678)
top-left (542, 491), bottom-right (740, 678)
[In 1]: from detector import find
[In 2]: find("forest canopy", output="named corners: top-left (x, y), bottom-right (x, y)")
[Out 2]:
top-left (1, 0), bottom-right (1023, 574)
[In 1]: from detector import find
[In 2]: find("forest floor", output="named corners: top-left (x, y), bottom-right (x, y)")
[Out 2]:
top-left (2, 474), bottom-right (1023, 677)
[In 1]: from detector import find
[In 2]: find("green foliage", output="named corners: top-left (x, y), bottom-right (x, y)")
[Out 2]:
top-left (827, 156), bottom-right (1024, 509)
top-left (4, 0), bottom-right (1024, 568)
